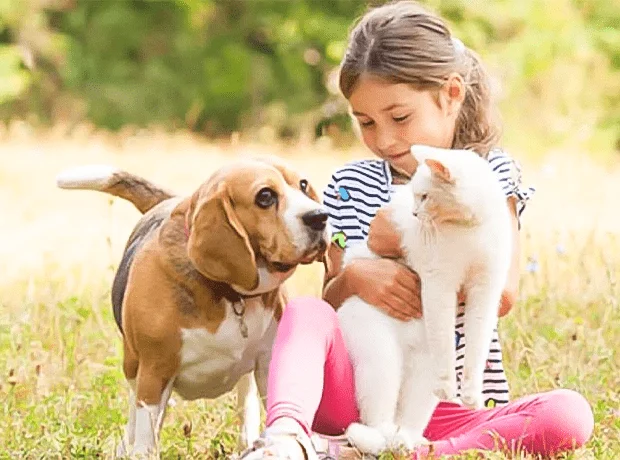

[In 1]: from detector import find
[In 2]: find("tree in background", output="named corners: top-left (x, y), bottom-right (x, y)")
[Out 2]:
top-left (0, 0), bottom-right (618, 153)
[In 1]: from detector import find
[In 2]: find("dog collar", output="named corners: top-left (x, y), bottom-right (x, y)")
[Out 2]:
top-left (222, 286), bottom-right (263, 340)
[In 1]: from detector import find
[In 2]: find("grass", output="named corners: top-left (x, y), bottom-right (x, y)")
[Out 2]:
top-left (0, 126), bottom-right (618, 458)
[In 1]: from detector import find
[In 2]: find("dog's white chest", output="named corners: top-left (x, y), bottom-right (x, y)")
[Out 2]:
top-left (174, 298), bottom-right (276, 400)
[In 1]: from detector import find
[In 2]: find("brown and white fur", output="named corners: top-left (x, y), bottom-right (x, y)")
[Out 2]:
top-left (337, 145), bottom-right (512, 455)
top-left (56, 157), bottom-right (329, 457)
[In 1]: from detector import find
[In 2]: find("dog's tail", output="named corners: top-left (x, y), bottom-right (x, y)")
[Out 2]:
top-left (56, 165), bottom-right (176, 214)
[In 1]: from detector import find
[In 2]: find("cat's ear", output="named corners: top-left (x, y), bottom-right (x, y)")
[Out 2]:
top-left (425, 159), bottom-right (454, 184)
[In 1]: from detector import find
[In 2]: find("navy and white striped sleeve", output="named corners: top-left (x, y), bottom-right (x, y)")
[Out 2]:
top-left (323, 174), bottom-right (350, 250)
top-left (323, 174), bottom-right (341, 231)
top-left (322, 160), bottom-right (392, 249)
top-left (487, 149), bottom-right (535, 220)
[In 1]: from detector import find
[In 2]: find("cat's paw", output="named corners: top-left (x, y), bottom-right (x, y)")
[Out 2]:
top-left (460, 391), bottom-right (484, 409)
top-left (377, 422), bottom-right (400, 441)
top-left (345, 423), bottom-right (388, 455)
top-left (433, 376), bottom-right (458, 402)
top-left (460, 378), bottom-right (485, 409)
top-left (387, 429), bottom-right (428, 452)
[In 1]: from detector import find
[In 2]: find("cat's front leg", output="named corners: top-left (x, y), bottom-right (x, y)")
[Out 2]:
top-left (339, 302), bottom-right (403, 454)
top-left (395, 342), bottom-right (438, 450)
top-left (460, 281), bottom-right (502, 409)
top-left (420, 277), bottom-right (459, 402)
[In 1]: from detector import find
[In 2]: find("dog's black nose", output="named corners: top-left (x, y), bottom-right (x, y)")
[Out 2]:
top-left (302, 209), bottom-right (328, 231)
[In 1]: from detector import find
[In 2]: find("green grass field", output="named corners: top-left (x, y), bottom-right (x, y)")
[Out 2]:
top-left (1, 129), bottom-right (618, 458)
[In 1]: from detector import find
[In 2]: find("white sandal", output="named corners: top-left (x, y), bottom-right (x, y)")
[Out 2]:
top-left (234, 419), bottom-right (360, 460)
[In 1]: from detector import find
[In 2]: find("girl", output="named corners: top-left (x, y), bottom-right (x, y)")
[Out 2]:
top-left (239, 1), bottom-right (593, 458)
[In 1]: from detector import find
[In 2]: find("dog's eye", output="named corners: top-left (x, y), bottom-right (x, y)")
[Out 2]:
top-left (420, 193), bottom-right (428, 202)
top-left (255, 187), bottom-right (278, 209)
top-left (299, 179), bottom-right (309, 194)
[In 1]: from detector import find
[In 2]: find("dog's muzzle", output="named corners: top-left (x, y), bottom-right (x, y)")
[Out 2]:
top-left (301, 209), bottom-right (328, 232)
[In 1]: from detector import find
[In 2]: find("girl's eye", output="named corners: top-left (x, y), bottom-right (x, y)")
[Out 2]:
top-left (359, 119), bottom-right (374, 128)
top-left (393, 114), bottom-right (410, 123)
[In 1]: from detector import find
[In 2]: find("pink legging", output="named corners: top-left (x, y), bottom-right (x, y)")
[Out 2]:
top-left (266, 297), bottom-right (594, 458)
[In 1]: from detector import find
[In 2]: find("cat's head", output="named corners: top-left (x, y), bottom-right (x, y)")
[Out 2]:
top-left (408, 145), bottom-right (493, 226)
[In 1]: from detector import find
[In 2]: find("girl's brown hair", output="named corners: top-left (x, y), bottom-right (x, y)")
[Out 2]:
top-left (339, 0), bottom-right (501, 157)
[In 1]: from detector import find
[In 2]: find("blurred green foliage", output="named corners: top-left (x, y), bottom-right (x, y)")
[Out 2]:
top-left (0, 0), bottom-right (618, 152)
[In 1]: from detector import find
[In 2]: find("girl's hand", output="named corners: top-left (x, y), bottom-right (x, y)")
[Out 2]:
top-left (346, 258), bottom-right (422, 321)
top-left (368, 208), bottom-right (403, 258)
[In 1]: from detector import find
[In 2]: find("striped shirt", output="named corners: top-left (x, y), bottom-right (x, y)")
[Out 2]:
top-left (323, 148), bottom-right (535, 408)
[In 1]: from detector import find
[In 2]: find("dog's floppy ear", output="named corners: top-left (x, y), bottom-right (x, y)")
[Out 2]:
top-left (187, 182), bottom-right (258, 292)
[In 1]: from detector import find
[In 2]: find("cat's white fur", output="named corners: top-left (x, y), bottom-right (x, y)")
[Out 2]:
top-left (337, 145), bottom-right (513, 455)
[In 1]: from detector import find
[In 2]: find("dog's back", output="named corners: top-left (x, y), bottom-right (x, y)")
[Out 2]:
top-left (111, 198), bottom-right (182, 333)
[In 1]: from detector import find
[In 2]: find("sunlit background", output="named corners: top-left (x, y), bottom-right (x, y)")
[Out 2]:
top-left (0, 0), bottom-right (618, 458)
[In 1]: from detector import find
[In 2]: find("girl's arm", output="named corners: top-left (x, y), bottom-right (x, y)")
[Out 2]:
top-left (322, 244), bottom-right (353, 309)
top-left (322, 242), bottom-right (422, 321)
top-left (367, 198), bottom-right (521, 316)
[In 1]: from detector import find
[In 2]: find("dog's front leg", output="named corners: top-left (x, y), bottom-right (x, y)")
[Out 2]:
top-left (238, 347), bottom-right (272, 447)
top-left (254, 346), bottom-right (271, 400)
top-left (133, 369), bottom-right (175, 457)
top-left (236, 371), bottom-right (261, 449)
top-left (116, 381), bottom-right (137, 458)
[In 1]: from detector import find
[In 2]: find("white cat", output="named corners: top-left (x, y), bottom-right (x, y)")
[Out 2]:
top-left (337, 145), bottom-right (513, 455)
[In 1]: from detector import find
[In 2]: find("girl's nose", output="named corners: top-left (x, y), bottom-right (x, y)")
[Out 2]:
top-left (376, 126), bottom-right (397, 152)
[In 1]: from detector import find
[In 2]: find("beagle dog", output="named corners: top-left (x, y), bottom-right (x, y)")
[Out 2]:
top-left (56, 157), bottom-right (329, 457)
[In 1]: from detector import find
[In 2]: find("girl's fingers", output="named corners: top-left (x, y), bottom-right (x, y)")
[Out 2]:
top-left (385, 305), bottom-right (410, 321)
top-left (384, 297), bottom-right (416, 320)
top-left (390, 284), bottom-right (422, 317)
top-left (395, 268), bottom-right (421, 293)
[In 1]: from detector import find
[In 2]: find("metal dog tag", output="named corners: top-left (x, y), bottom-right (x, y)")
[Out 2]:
top-left (232, 299), bottom-right (249, 339)
top-left (238, 317), bottom-right (249, 339)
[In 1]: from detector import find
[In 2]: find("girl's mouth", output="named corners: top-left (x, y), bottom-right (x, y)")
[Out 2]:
top-left (388, 151), bottom-right (410, 161)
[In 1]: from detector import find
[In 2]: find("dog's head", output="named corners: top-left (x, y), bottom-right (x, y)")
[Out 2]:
top-left (186, 157), bottom-right (329, 295)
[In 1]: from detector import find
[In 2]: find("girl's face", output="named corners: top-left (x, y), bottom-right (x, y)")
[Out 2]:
top-left (348, 74), bottom-right (463, 175)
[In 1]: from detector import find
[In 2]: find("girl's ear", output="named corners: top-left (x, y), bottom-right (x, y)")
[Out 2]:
top-left (439, 72), bottom-right (466, 116)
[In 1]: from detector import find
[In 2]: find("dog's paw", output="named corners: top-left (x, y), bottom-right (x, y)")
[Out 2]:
top-left (346, 423), bottom-right (388, 455)
top-left (115, 441), bottom-right (128, 459)
top-left (130, 444), bottom-right (157, 459)
top-left (239, 425), bottom-right (260, 452)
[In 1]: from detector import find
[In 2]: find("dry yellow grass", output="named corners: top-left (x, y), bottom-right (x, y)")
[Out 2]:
top-left (0, 126), bottom-right (618, 458)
